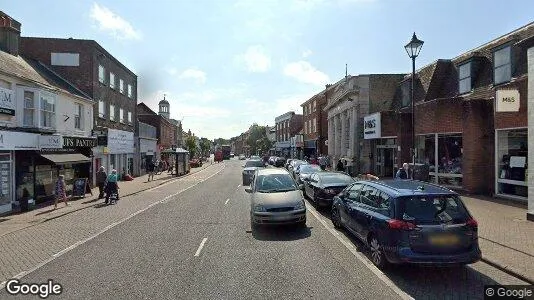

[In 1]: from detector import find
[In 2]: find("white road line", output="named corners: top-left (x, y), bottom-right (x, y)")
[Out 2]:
top-left (307, 203), bottom-right (414, 300)
top-left (0, 165), bottom-right (226, 290)
top-left (194, 238), bottom-right (208, 257)
top-left (237, 184), bottom-right (241, 188)
top-left (225, 198), bottom-right (230, 205)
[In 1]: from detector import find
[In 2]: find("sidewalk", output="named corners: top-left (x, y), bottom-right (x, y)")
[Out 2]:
top-left (0, 163), bottom-right (212, 237)
top-left (460, 194), bottom-right (534, 284)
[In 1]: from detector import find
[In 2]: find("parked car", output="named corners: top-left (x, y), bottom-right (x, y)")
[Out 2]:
top-left (230, 153), bottom-right (235, 158)
top-left (285, 159), bottom-right (294, 170)
top-left (189, 158), bottom-right (203, 168)
top-left (296, 164), bottom-right (323, 185)
top-left (274, 157), bottom-right (286, 167)
top-left (292, 161), bottom-right (310, 179)
top-left (268, 156), bottom-right (277, 165)
top-left (239, 154), bottom-right (246, 160)
top-left (250, 155), bottom-right (261, 160)
top-left (246, 168), bottom-right (306, 228)
top-left (330, 180), bottom-right (481, 269)
top-left (303, 172), bottom-right (355, 207)
top-left (242, 159), bottom-right (266, 185)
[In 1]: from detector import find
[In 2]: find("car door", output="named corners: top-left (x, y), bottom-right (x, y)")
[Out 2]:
top-left (305, 173), bottom-right (316, 198)
top-left (351, 185), bottom-right (380, 238)
top-left (338, 183), bottom-right (363, 232)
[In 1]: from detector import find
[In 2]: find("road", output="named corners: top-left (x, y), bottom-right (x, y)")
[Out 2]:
top-left (1, 159), bottom-right (528, 299)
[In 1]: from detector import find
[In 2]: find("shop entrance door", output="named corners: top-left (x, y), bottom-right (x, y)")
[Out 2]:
top-left (0, 157), bottom-right (12, 214)
top-left (376, 146), bottom-right (396, 178)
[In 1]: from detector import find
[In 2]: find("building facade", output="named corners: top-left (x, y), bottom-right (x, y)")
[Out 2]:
top-left (301, 89), bottom-right (328, 158)
top-left (137, 121), bottom-right (157, 175)
top-left (137, 101), bottom-right (176, 159)
top-left (274, 112), bottom-right (303, 158)
top-left (19, 36), bottom-right (138, 181)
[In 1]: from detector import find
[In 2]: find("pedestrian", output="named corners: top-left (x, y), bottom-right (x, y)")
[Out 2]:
top-left (336, 159), bottom-right (344, 172)
top-left (395, 163), bottom-right (410, 180)
top-left (96, 166), bottom-right (107, 199)
top-left (147, 160), bottom-right (155, 182)
top-left (105, 169), bottom-right (119, 204)
top-left (54, 175), bottom-right (69, 209)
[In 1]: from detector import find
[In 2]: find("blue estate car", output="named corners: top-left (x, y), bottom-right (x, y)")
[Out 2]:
top-left (331, 180), bottom-right (481, 269)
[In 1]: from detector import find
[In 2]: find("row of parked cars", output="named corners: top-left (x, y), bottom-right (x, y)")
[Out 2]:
top-left (241, 157), bottom-right (482, 270)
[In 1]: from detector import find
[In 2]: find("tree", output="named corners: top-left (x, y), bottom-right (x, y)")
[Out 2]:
top-left (246, 124), bottom-right (269, 155)
top-left (199, 138), bottom-right (211, 156)
top-left (186, 135), bottom-right (197, 157)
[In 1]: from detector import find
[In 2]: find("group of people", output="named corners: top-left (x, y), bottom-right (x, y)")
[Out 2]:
top-left (96, 167), bottom-right (121, 204)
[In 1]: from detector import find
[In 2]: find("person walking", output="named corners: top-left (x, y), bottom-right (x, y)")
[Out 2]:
top-left (54, 175), bottom-right (69, 209)
top-left (147, 160), bottom-right (155, 182)
top-left (96, 166), bottom-right (107, 199)
top-left (395, 163), bottom-right (410, 179)
top-left (336, 159), bottom-right (344, 172)
top-left (105, 169), bottom-right (119, 204)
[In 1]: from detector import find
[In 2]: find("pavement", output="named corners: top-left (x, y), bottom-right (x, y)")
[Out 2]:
top-left (0, 159), bottom-right (531, 299)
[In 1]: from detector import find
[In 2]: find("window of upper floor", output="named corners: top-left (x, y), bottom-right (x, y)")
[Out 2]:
top-left (98, 100), bottom-right (106, 118)
top-left (39, 93), bottom-right (56, 129)
top-left (128, 84), bottom-right (133, 98)
top-left (119, 79), bottom-right (124, 94)
top-left (119, 108), bottom-right (125, 123)
top-left (110, 72), bottom-right (115, 89)
top-left (74, 103), bottom-right (83, 130)
top-left (458, 62), bottom-right (472, 94)
top-left (401, 80), bottom-right (411, 108)
top-left (22, 90), bottom-right (57, 129)
top-left (98, 65), bottom-right (105, 84)
top-left (493, 45), bottom-right (512, 85)
top-left (313, 100), bottom-right (316, 112)
top-left (110, 104), bottom-right (116, 121)
top-left (128, 111), bottom-right (132, 124)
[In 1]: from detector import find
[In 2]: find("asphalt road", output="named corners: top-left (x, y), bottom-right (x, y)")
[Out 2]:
top-left (1, 159), bottom-right (528, 299)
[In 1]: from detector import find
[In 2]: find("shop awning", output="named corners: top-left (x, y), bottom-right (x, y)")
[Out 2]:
top-left (41, 153), bottom-right (91, 165)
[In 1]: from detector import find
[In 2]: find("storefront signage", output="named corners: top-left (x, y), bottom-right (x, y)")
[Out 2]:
top-left (140, 138), bottom-right (157, 154)
top-left (0, 131), bottom-right (39, 150)
top-left (107, 129), bottom-right (134, 154)
top-left (39, 135), bottom-right (63, 149)
top-left (364, 113), bottom-right (381, 139)
top-left (0, 87), bottom-right (15, 116)
top-left (63, 136), bottom-right (97, 148)
top-left (496, 89), bottom-right (520, 112)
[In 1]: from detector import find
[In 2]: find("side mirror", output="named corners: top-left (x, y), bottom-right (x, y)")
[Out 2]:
top-left (245, 188), bottom-right (253, 193)
top-left (242, 165), bottom-right (245, 168)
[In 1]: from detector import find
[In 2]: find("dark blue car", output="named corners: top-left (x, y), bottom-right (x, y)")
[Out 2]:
top-left (331, 180), bottom-right (481, 269)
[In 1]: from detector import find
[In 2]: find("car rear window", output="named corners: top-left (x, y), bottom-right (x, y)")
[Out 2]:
top-left (397, 195), bottom-right (470, 225)
top-left (245, 160), bottom-right (264, 167)
top-left (320, 174), bottom-right (354, 185)
top-left (256, 174), bottom-right (297, 192)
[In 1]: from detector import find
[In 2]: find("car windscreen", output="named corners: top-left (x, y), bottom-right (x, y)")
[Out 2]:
top-left (299, 165), bottom-right (321, 174)
top-left (245, 160), bottom-right (264, 167)
top-left (397, 195), bottom-right (470, 225)
top-left (320, 174), bottom-right (354, 185)
top-left (256, 174), bottom-right (297, 192)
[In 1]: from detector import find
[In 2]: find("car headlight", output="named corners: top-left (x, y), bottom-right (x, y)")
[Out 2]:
top-left (294, 201), bottom-right (305, 210)
top-left (253, 204), bottom-right (266, 212)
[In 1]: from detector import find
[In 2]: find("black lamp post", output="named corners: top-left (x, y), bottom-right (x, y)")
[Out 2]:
top-left (404, 32), bottom-right (424, 180)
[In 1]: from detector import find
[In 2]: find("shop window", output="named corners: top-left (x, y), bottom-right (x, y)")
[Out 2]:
top-left (458, 62), bottom-right (471, 94)
top-left (98, 65), bottom-right (105, 84)
top-left (437, 134), bottom-right (462, 186)
top-left (98, 100), bottom-right (106, 118)
top-left (493, 45), bottom-right (511, 85)
top-left (119, 79), bottom-right (124, 94)
top-left (74, 103), bottom-right (83, 130)
top-left (110, 72), bottom-right (115, 89)
top-left (110, 104), bottom-right (116, 121)
top-left (416, 135), bottom-right (436, 172)
top-left (23, 91), bottom-right (35, 127)
top-left (40, 93), bottom-right (56, 128)
top-left (496, 129), bottom-right (527, 198)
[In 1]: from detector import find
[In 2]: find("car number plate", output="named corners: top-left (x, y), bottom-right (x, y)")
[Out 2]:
top-left (428, 234), bottom-right (459, 246)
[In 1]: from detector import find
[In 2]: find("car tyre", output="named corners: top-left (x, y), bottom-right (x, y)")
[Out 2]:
top-left (296, 220), bottom-right (306, 228)
top-left (331, 206), bottom-right (342, 229)
top-left (369, 235), bottom-right (388, 270)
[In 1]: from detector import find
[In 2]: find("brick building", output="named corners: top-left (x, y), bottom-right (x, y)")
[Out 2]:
top-left (365, 22), bottom-right (534, 202)
top-left (137, 101), bottom-right (176, 160)
top-left (301, 87), bottom-right (328, 158)
top-left (274, 111), bottom-right (303, 158)
top-left (19, 36), bottom-right (137, 180)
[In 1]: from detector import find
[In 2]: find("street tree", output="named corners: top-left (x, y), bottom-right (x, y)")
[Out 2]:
top-left (186, 135), bottom-right (198, 157)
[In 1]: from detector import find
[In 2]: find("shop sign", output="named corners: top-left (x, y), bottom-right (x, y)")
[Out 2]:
top-left (39, 135), bottom-right (63, 149)
top-left (0, 131), bottom-right (39, 150)
top-left (496, 89), bottom-right (520, 112)
top-left (63, 136), bottom-right (97, 148)
top-left (363, 113), bottom-right (381, 139)
top-left (140, 138), bottom-right (157, 153)
top-left (0, 87), bottom-right (15, 116)
top-left (107, 129), bottom-right (134, 154)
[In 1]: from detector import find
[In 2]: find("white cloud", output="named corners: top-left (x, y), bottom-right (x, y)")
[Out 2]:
top-left (283, 61), bottom-right (330, 86)
top-left (235, 45), bottom-right (272, 73)
top-left (302, 49), bottom-right (313, 58)
top-left (178, 68), bottom-right (207, 84)
top-left (89, 3), bottom-right (142, 40)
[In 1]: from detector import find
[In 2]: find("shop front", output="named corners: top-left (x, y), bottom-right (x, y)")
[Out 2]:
top-left (495, 128), bottom-right (527, 200)
top-left (139, 137), bottom-right (157, 175)
top-left (416, 133), bottom-right (463, 188)
top-left (364, 112), bottom-right (398, 178)
top-left (1, 131), bottom-right (39, 214)
top-left (303, 140), bottom-right (316, 157)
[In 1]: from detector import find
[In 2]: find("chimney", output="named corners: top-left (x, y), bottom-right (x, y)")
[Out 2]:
top-left (0, 11), bottom-right (21, 56)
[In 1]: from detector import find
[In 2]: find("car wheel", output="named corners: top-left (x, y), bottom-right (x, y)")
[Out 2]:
top-left (331, 206), bottom-right (342, 229)
top-left (369, 235), bottom-right (388, 270)
top-left (296, 220), bottom-right (306, 228)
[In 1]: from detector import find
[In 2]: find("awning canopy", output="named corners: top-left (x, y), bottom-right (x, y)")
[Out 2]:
top-left (41, 153), bottom-right (91, 165)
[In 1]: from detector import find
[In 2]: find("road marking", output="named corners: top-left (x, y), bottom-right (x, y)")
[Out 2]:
top-left (194, 238), bottom-right (208, 257)
top-left (0, 165), bottom-right (226, 290)
top-left (237, 184), bottom-right (241, 188)
top-left (225, 198), bottom-right (230, 205)
top-left (306, 203), bottom-right (414, 300)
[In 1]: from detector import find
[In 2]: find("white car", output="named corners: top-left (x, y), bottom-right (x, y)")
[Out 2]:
top-left (239, 154), bottom-right (246, 160)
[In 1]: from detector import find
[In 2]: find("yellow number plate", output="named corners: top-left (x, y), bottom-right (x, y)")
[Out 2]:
top-left (429, 234), bottom-right (459, 246)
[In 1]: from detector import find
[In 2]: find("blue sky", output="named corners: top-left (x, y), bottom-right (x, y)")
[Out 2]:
top-left (2, 0), bottom-right (534, 139)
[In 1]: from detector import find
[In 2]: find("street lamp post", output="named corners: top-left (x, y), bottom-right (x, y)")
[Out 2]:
top-left (404, 32), bottom-right (424, 180)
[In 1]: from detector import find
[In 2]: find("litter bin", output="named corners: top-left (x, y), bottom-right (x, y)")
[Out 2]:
top-left (409, 163), bottom-right (430, 182)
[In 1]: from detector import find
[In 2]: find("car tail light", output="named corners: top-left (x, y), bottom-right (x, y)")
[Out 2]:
top-left (387, 219), bottom-right (416, 230)
top-left (466, 218), bottom-right (478, 228)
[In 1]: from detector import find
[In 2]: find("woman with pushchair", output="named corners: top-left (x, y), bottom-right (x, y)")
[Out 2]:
top-left (104, 169), bottom-right (120, 204)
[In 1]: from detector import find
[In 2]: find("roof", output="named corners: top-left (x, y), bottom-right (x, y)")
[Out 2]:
top-left (0, 51), bottom-right (92, 101)
top-left (159, 99), bottom-right (169, 105)
top-left (363, 180), bottom-right (456, 196)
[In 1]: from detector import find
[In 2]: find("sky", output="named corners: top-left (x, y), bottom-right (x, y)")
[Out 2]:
top-left (2, 0), bottom-right (534, 140)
